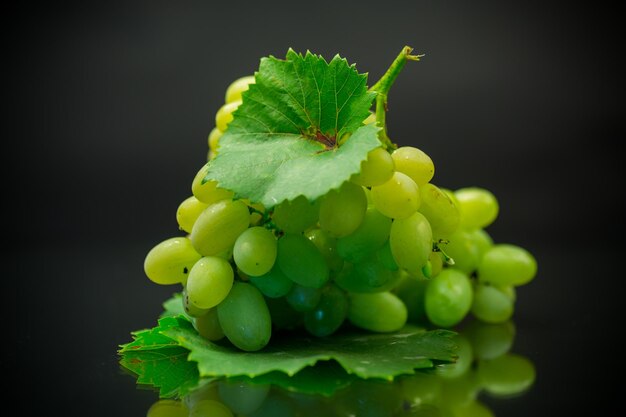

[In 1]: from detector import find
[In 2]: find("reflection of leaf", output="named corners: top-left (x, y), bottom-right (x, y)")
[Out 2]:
top-left (163, 321), bottom-right (456, 380)
top-left (120, 347), bottom-right (201, 398)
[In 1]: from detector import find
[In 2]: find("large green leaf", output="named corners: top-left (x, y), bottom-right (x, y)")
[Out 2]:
top-left (205, 50), bottom-right (380, 207)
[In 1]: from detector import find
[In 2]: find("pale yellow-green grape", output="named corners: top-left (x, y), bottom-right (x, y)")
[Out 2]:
top-left (182, 287), bottom-right (210, 317)
top-left (336, 206), bottom-right (391, 263)
top-left (225, 75), bottom-right (255, 103)
top-left (147, 400), bottom-right (188, 417)
top-left (348, 292), bottom-right (407, 332)
top-left (435, 335), bottom-right (473, 379)
top-left (418, 183), bottom-right (460, 239)
top-left (190, 200), bottom-right (249, 256)
top-left (455, 187), bottom-right (499, 229)
top-left (351, 147), bottom-right (395, 187)
top-left (189, 399), bottom-right (233, 417)
top-left (208, 127), bottom-right (223, 152)
top-left (305, 228), bottom-right (344, 273)
top-left (363, 112), bottom-right (377, 125)
top-left (498, 285), bottom-right (516, 302)
top-left (391, 146), bottom-right (435, 185)
top-left (215, 100), bottom-right (242, 132)
top-left (144, 237), bottom-right (202, 285)
top-left (471, 228), bottom-right (494, 258)
top-left (217, 282), bottom-right (272, 351)
top-left (477, 353), bottom-right (536, 397)
top-left (194, 308), bottom-right (225, 341)
top-left (319, 181), bottom-right (367, 237)
top-left (191, 164), bottom-right (234, 204)
top-left (186, 256), bottom-right (234, 309)
top-left (217, 381), bottom-right (269, 416)
top-left (478, 244), bottom-right (537, 286)
top-left (233, 226), bottom-right (277, 276)
top-left (443, 230), bottom-right (481, 275)
top-left (465, 320), bottom-right (515, 360)
top-left (471, 283), bottom-right (514, 323)
top-left (429, 251), bottom-right (444, 277)
top-left (371, 171), bottom-right (420, 219)
top-left (425, 269), bottom-right (473, 327)
top-left (452, 401), bottom-right (495, 417)
top-left (389, 212), bottom-right (433, 277)
top-left (272, 196), bottom-right (320, 233)
top-left (176, 196), bottom-right (209, 233)
top-left (243, 200), bottom-right (265, 226)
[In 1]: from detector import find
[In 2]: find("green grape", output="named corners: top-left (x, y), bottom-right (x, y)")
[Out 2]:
top-left (176, 196), bottom-right (209, 233)
top-left (351, 147), bottom-right (395, 187)
top-left (265, 296), bottom-right (302, 330)
top-left (477, 353), bottom-right (536, 397)
top-left (371, 171), bottom-right (420, 219)
top-left (429, 251), bottom-right (443, 277)
top-left (425, 269), bottom-right (473, 327)
top-left (465, 320), bottom-right (515, 360)
top-left (182, 287), bottom-right (210, 317)
top-left (389, 212), bottom-right (433, 277)
top-left (478, 244), bottom-right (537, 286)
top-left (498, 285), bottom-right (516, 302)
top-left (418, 183), bottom-right (460, 239)
top-left (147, 400), bottom-right (189, 417)
top-left (319, 181), bottom-right (367, 237)
top-left (439, 373), bottom-right (481, 411)
top-left (454, 187), bottom-right (499, 229)
top-left (348, 292), bottom-right (407, 332)
top-left (375, 240), bottom-right (398, 271)
top-left (233, 227), bottom-right (277, 276)
top-left (215, 100), bottom-right (242, 131)
top-left (393, 272), bottom-right (428, 323)
top-left (286, 284), bottom-right (322, 312)
top-left (144, 237), bottom-right (202, 285)
top-left (190, 199), bottom-right (250, 256)
top-left (217, 282), bottom-right (271, 351)
top-left (400, 372), bottom-right (443, 407)
top-left (391, 146), bottom-right (435, 185)
top-left (303, 284), bottom-right (348, 337)
top-left (277, 234), bottom-right (329, 288)
top-left (192, 164), bottom-right (234, 205)
top-left (452, 401), bottom-right (495, 417)
top-left (186, 256), bottom-right (234, 309)
top-left (335, 259), bottom-right (401, 293)
top-left (225, 75), bottom-right (255, 103)
top-left (435, 335), bottom-right (473, 379)
top-left (305, 228), bottom-right (344, 273)
top-left (249, 266), bottom-right (293, 298)
top-left (336, 206), bottom-right (391, 262)
top-left (272, 196), bottom-right (320, 233)
top-left (471, 283), bottom-right (514, 323)
top-left (183, 383), bottom-right (221, 410)
top-left (190, 399), bottom-right (233, 417)
top-left (208, 127), bottom-right (222, 151)
top-left (471, 229), bottom-right (493, 258)
top-left (194, 308), bottom-right (224, 341)
top-left (443, 230), bottom-right (480, 275)
top-left (217, 380), bottom-right (269, 415)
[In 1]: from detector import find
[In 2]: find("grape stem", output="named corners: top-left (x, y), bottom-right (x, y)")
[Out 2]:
top-left (369, 46), bottom-right (423, 151)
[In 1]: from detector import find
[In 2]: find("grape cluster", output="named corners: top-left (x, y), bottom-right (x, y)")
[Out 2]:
top-left (144, 76), bottom-right (537, 352)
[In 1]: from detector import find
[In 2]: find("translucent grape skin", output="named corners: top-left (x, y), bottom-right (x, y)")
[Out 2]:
top-left (478, 244), bottom-right (537, 286)
top-left (335, 259), bottom-right (401, 293)
top-left (418, 183), bottom-right (460, 239)
top-left (303, 284), bottom-right (348, 337)
top-left (348, 292), bottom-right (408, 332)
top-left (476, 353), bottom-right (536, 397)
top-left (319, 181), bottom-right (367, 237)
top-left (471, 283), bottom-right (514, 323)
top-left (182, 287), bottom-right (210, 317)
top-left (186, 256), bottom-right (234, 309)
top-left (248, 265), bottom-right (293, 298)
top-left (389, 212), bottom-right (433, 277)
top-left (176, 196), bottom-right (209, 233)
top-left (190, 199), bottom-right (250, 256)
top-left (233, 227), bottom-right (277, 277)
top-left (285, 284), bottom-right (322, 312)
top-left (351, 147), bottom-right (395, 187)
top-left (305, 228), bottom-right (344, 273)
top-left (272, 196), bottom-right (320, 234)
top-left (371, 171), bottom-right (420, 220)
top-left (336, 206), bottom-right (391, 263)
top-left (277, 234), bottom-right (329, 288)
top-left (443, 230), bottom-right (481, 275)
top-left (391, 146), bottom-right (435, 186)
top-left (464, 320), bottom-right (515, 360)
top-left (217, 282), bottom-right (271, 351)
top-left (454, 187), bottom-right (499, 229)
top-left (194, 308), bottom-right (225, 341)
top-left (225, 75), bottom-right (255, 103)
top-left (215, 100), bottom-right (242, 132)
top-left (425, 269), bottom-right (473, 327)
top-left (191, 164), bottom-right (234, 205)
top-left (144, 237), bottom-right (202, 285)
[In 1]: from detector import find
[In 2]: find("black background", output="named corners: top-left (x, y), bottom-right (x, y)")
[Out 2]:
top-left (8, 0), bottom-right (624, 415)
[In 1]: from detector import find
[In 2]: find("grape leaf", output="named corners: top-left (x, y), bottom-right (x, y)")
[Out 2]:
top-left (205, 50), bottom-right (380, 208)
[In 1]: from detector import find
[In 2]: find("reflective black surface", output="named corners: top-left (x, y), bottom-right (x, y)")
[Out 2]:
top-left (10, 1), bottom-right (623, 415)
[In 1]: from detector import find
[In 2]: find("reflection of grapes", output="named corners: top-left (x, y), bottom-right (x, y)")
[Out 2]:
top-left (146, 318), bottom-right (535, 417)
top-left (144, 75), bottom-right (538, 352)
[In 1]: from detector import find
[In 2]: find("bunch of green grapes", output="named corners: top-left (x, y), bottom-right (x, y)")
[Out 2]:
top-left (146, 319), bottom-right (535, 417)
top-left (144, 76), bottom-right (537, 352)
